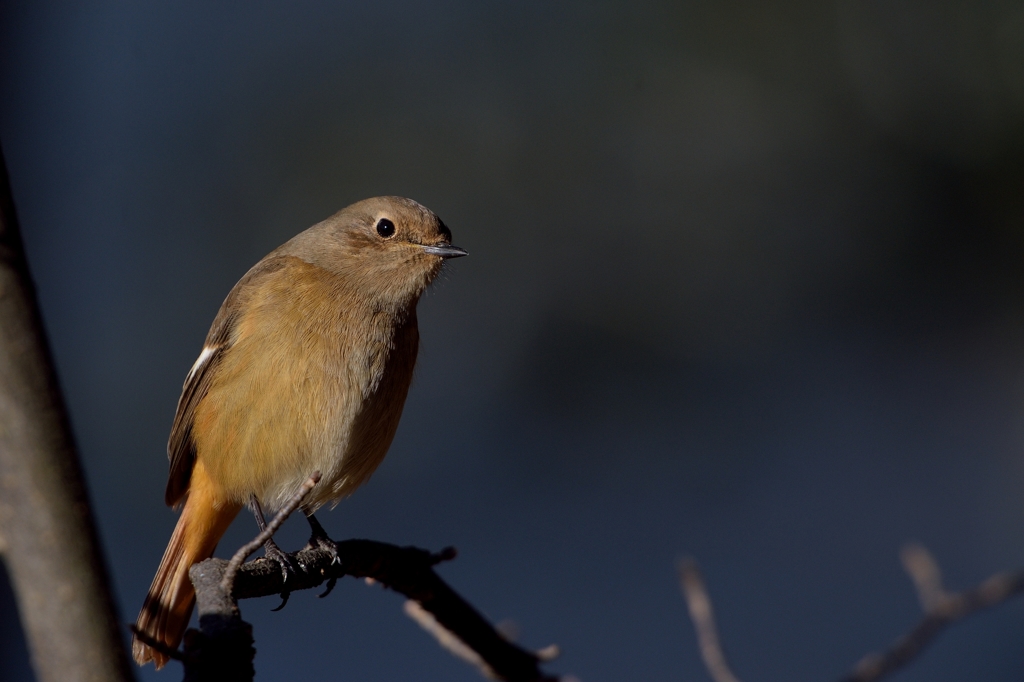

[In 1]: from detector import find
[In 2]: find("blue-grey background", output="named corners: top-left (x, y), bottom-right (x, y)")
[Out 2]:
top-left (2, 2), bottom-right (1024, 680)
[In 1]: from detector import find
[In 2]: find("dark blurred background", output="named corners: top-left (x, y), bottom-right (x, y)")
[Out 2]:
top-left (2, 2), bottom-right (1024, 680)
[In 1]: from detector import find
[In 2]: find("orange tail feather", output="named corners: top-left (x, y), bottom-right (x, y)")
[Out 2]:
top-left (133, 469), bottom-right (239, 668)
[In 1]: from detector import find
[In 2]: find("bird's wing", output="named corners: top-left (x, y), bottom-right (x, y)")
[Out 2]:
top-left (164, 256), bottom-right (290, 507)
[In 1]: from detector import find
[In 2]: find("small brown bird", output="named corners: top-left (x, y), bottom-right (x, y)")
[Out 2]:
top-left (132, 196), bottom-right (465, 668)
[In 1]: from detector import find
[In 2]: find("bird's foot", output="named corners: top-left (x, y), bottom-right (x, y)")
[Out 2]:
top-left (248, 493), bottom-right (301, 610)
top-left (304, 513), bottom-right (341, 598)
top-left (318, 576), bottom-right (338, 599)
top-left (304, 513), bottom-right (341, 563)
top-left (262, 537), bottom-right (300, 581)
top-left (261, 537), bottom-right (300, 610)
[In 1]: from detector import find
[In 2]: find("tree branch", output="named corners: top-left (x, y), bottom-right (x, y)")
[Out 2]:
top-left (841, 545), bottom-right (1024, 682)
top-left (180, 476), bottom-right (559, 682)
top-left (0, 143), bottom-right (135, 682)
top-left (680, 546), bottom-right (1024, 682)
top-left (678, 560), bottom-right (744, 682)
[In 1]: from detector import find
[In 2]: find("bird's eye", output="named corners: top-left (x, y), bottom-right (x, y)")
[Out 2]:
top-left (376, 218), bottom-right (396, 239)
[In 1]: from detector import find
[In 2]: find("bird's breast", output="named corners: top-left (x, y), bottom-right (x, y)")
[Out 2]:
top-left (192, 260), bottom-right (419, 510)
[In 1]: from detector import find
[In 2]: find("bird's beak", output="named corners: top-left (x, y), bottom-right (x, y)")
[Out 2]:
top-left (421, 243), bottom-right (468, 259)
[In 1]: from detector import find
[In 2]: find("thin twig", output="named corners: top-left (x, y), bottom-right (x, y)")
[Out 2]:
top-left (679, 546), bottom-right (1024, 682)
top-left (899, 543), bottom-right (946, 611)
top-left (678, 559), bottom-right (743, 682)
top-left (403, 601), bottom-right (561, 680)
top-left (219, 472), bottom-right (320, 593)
top-left (405, 600), bottom-right (495, 678)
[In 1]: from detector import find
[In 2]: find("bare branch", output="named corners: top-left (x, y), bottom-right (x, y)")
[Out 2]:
top-left (178, 481), bottom-right (558, 682)
top-left (225, 539), bottom-right (559, 681)
top-left (679, 546), bottom-right (1024, 682)
top-left (0, 144), bottom-right (135, 682)
top-left (841, 548), bottom-right (1024, 682)
top-left (678, 559), bottom-right (744, 682)
top-left (405, 600), bottom-right (496, 678)
top-left (899, 543), bottom-right (946, 612)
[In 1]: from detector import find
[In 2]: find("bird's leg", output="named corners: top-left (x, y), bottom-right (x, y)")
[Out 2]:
top-left (304, 511), bottom-right (340, 560)
top-left (304, 511), bottom-right (341, 598)
top-left (249, 494), bottom-right (299, 607)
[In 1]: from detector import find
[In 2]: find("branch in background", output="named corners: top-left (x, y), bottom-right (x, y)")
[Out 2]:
top-left (680, 546), bottom-right (1024, 682)
top-left (678, 560), bottom-right (744, 682)
top-left (0, 144), bottom-right (135, 682)
top-left (899, 543), bottom-right (946, 611)
top-left (841, 544), bottom-right (1024, 682)
top-left (182, 475), bottom-right (559, 682)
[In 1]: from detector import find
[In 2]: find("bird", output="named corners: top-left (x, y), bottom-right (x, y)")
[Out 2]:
top-left (132, 196), bottom-right (466, 668)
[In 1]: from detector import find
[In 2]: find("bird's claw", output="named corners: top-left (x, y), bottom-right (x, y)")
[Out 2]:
top-left (261, 537), bottom-right (300, 609)
top-left (308, 535), bottom-right (341, 566)
top-left (271, 591), bottom-right (291, 612)
top-left (304, 513), bottom-right (343, 597)
top-left (263, 537), bottom-right (299, 581)
top-left (304, 514), bottom-right (341, 566)
top-left (318, 576), bottom-right (338, 599)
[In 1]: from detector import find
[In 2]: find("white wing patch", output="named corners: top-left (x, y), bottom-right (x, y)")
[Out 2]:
top-left (185, 346), bottom-right (218, 385)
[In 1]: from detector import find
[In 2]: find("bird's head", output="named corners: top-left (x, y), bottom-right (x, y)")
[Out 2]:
top-left (285, 196), bottom-right (466, 310)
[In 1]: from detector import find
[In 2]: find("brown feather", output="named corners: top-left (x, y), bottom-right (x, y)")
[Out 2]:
top-left (165, 257), bottom-right (290, 506)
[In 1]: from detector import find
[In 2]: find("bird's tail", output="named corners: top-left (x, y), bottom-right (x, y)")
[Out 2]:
top-left (132, 469), bottom-right (239, 668)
